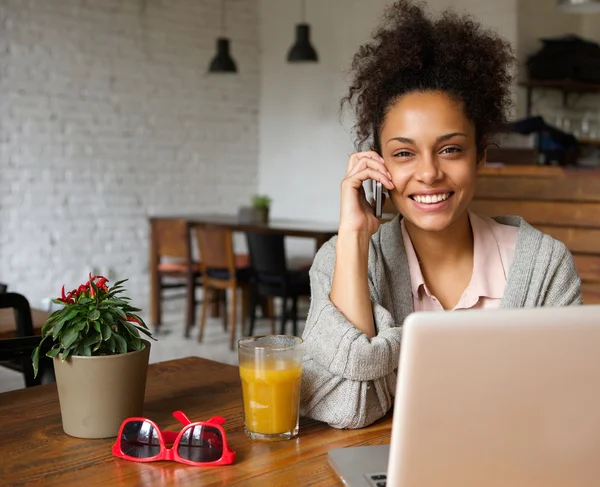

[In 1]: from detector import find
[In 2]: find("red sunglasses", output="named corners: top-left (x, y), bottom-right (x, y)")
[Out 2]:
top-left (111, 411), bottom-right (236, 466)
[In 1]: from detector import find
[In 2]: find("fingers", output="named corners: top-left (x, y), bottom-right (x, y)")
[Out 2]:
top-left (347, 150), bottom-right (385, 173)
top-left (348, 157), bottom-right (391, 180)
top-left (342, 167), bottom-right (394, 191)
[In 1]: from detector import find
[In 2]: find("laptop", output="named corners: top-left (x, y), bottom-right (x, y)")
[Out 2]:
top-left (328, 305), bottom-right (600, 487)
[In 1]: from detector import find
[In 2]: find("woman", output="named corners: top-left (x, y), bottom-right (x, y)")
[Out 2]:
top-left (300, 0), bottom-right (582, 430)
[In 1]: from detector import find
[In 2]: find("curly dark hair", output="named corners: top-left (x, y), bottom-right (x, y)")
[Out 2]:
top-left (342, 0), bottom-right (515, 156)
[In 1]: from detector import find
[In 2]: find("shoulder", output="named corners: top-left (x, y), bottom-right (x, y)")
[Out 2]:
top-left (311, 216), bottom-right (404, 272)
top-left (492, 214), bottom-right (574, 265)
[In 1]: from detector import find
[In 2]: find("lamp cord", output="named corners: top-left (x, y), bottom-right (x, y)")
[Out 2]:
top-left (221, 0), bottom-right (227, 35)
top-left (301, 0), bottom-right (306, 22)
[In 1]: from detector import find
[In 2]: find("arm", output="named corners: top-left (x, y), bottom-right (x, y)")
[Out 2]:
top-left (542, 241), bottom-right (582, 306)
top-left (300, 240), bottom-right (403, 429)
top-left (331, 150), bottom-right (395, 338)
top-left (330, 232), bottom-right (375, 337)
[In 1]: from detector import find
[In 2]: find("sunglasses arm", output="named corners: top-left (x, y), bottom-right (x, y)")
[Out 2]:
top-left (207, 416), bottom-right (226, 426)
top-left (173, 410), bottom-right (193, 426)
top-left (173, 411), bottom-right (227, 427)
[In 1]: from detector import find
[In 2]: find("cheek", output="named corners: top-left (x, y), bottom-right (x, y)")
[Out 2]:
top-left (387, 166), bottom-right (412, 189)
top-left (446, 161), bottom-right (477, 190)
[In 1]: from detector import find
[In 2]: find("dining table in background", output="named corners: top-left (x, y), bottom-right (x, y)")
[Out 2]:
top-left (0, 307), bottom-right (50, 340)
top-left (0, 356), bottom-right (392, 486)
top-left (151, 213), bottom-right (339, 251)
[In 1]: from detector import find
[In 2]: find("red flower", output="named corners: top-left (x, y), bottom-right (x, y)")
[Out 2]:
top-left (56, 285), bottom-right (75, 304)
top-left (57, 275), bottom-right (110, 304)
top-left (95, 277), bottom-right (109, 292)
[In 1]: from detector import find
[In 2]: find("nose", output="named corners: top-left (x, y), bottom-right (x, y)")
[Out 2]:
top-left (414, 154), bottom-right (442, 186)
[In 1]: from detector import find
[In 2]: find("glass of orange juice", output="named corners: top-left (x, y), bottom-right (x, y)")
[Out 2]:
top-left (238, 335), bottom-right (304, 441)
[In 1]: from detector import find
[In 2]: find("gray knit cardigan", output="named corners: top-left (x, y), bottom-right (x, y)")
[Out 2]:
top-left (300, 215), bottom-right (582, 429)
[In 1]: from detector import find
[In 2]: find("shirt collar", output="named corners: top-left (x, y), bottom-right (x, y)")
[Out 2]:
top-left (400, 211), bottom-right (506, 301)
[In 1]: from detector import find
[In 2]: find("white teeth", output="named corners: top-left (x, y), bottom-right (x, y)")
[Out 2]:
top-left (413, 193), bottom-right (451, 204)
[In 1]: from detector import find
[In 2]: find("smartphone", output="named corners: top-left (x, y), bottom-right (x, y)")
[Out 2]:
top-left (372, 180), bottom-right (383, 218)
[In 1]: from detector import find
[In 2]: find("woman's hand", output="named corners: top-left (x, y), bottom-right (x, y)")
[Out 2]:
top-left (339, 150), bottom-right (394, 235)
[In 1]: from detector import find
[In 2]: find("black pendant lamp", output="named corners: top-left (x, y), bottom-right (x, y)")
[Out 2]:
top-left (287, 0), bottom-right (318, 63)
top-left (209, 0), bottom-right (237, 73)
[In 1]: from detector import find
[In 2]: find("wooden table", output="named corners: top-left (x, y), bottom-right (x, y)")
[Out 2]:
top-left (0, 307), bottom-right (50, 339)
top-left (151, 213), bottom-right (339, 250)
top-left (0, 357), bottom-right (391, 486)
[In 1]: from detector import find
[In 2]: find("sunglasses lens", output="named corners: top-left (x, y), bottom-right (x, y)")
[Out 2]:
top-left (177, 424), bottom-right (224, 463)
top-left (119, 420), bottom-right (161, 459)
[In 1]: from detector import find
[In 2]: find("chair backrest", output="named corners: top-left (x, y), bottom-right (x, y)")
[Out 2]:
top-left (0, 293), bottom-right (34, 337)
top-left (150, 218), bottom-right (192, 262)
top-left (0, 293), bottom-right (43, 388)
top-left (195, 225), bottom-right (236, 273)
top-left (0, 336), bottom-right (44, 361)
top-left (245, 232), bottom-right (287, 276)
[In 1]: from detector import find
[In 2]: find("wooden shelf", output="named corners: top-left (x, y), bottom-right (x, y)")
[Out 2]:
top-left (520, 79), bottom-right (600, 117)
top-left (578, 137), bottom-right (600, 146)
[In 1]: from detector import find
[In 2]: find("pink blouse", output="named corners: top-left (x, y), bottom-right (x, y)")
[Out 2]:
top-left (401, 212), bottom-right (518, 311)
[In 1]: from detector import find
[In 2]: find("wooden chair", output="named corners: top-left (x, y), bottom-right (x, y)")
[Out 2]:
top-left (149, 218), bottom-right (202, 337)
top-left (0, 293), bottom-right (54, 387)
top-left (195, 225), bottom-right (251, 350)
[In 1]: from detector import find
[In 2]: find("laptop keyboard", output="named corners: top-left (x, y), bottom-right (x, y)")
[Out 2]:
top-left (365, 472), bottom-right (387, 487)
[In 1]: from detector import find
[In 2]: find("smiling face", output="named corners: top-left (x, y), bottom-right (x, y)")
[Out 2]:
top-left (379, 90), bottom-right (483, 233)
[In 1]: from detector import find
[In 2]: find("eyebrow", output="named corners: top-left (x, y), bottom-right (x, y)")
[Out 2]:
top-left (386, 132), bottom-right (468, 145)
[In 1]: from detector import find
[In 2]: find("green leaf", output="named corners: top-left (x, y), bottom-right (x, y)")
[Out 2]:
top-left (121, 320), bottom-right (140, 337)
top-left (126, 334), bottom-right (143, 351)
top-left (113, 307), bottom-right (127, 319)
top-left (62, 307), bottom-right (80, 322)
top-left (106, 336), bottom-right (116, 353)
top-left (88, 309), bottom-right (100, 321)
top-left (101, 323), bottom-right (112, 340)
top-left (112, 279), bottom-right (128, 288)
top-left (78, 297), bottom-right (92, 305)
top-left (122, 320), bottom-right (154, 339)
top-left (113, 334), bottom-right (127, 354)
top-left (74, 320), bottom-right (87, 332)
top-left (52, 319), bottom-right (67, 340)
top-left (61, 346), bottom-right (72, 361)
top-left (46, 347), bottom-right (61, 358)
top-left (103, 299), bottom-right (128, 306)
top-left (61, 328), bottom-right (79, 349)
top-left (31, 347), bottom-right (39, 378)
top-left (83, 333), bottom-right (101, 347)
top-left (76, 341), bottom-right (92, 356)
top-left (93, 321), bottom-right (101, 333)
top-left (101, 311), bottom-right (114, 324)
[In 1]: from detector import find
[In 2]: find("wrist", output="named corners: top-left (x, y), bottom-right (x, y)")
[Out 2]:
top-left (335, 231), bottom-right (371, 257)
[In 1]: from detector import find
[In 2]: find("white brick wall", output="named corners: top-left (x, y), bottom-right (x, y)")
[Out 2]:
top-left (0, 0), bottom-right (260, 310)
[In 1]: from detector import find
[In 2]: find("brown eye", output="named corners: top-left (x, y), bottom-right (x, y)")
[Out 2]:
top-left (440, 146), bottom-right (461, 155)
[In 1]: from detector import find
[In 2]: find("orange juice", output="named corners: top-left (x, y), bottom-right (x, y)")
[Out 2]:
top-left (239, 361), bottom-right (302, 435)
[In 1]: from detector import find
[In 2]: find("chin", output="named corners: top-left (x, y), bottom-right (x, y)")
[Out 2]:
top-left (401, 211), bottom-right (459, 233)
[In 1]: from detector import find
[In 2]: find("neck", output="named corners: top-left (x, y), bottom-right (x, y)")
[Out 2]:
top-left (404, 211), bottom-right (473, 268)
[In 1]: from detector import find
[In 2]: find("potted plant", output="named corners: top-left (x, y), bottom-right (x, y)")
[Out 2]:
top-left (251, 194), bottom-right (271, 223)
top-left (32, 274), bottom-right (155, 439)
top-left (237, 194), bottom-right (272, 224)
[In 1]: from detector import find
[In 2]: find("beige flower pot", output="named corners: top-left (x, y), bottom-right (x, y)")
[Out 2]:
top-left (53, 341), bottom-right (150, 439)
